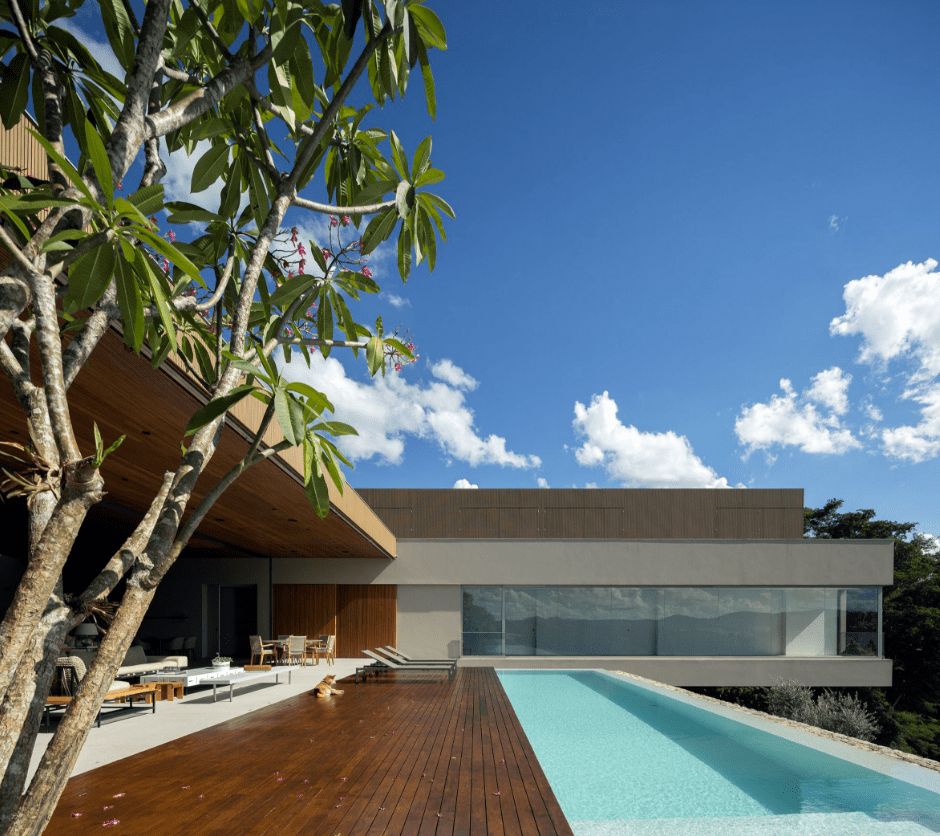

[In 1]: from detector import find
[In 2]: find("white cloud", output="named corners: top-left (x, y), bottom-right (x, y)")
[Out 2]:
top-left (828, 215), bottom-right (847, 233)
top-left (453, 478), bottom-right (478, 489)
top-left (430, 359), bottom-right (479, 391)
top-left (386, 293), bottom-right (410, 308)
top-left (830, 259), bottom-right (940, 381)
top-left (735, 369), bottom-right (861, 457)
top-left (572, 392), bottom-right (734, 488)
top-left (880, 384), bottom-right (940, 463)
top-left (830, 259), bottom-right (940, 461)
top-left (862, 399), bottom-right (883, 422)
top-left (280, 354), bottom-right (541, 470)
top-left (162, 139), bottom-right (226, 211)
top-left (536, 477), bottom-right (550, 489)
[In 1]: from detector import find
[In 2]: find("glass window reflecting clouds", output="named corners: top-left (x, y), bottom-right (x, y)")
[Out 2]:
top-left (462, 586), bottom-right (881, 658)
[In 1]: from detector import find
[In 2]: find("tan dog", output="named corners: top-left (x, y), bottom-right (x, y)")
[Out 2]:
top-left (312, 674), bottom-right (344, 698)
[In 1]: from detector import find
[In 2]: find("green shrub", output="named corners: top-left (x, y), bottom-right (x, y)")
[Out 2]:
top-left (764, 679), bottom-right (880, 742)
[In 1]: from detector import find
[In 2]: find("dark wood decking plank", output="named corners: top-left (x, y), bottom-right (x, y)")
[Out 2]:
top-left (479, 669), bottom-right (524, 836)
top-left (44, 667), bottom-right (574, 836)
top-left (487, 671), bottom-right (574, 836)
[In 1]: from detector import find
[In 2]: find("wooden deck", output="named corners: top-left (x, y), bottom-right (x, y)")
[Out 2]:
top-left (45, 667), bottom-right (574, 835)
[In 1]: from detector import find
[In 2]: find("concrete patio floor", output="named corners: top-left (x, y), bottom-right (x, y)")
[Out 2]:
top-left (28, 659), bottom-right (363, 783)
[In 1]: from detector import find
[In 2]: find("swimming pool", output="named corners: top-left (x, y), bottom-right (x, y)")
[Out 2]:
top-left (497, 670), bottom-right (940, 835)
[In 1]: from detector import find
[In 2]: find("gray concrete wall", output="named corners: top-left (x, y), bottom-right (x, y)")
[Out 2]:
top-left (148, 557), bottom-right (270, 660)
top-left (273, 539), bottom-right (894, 587)
top-left (458, 656), bottom-right (894, 687)
top-left (397, 585), bottom-right (462, 659)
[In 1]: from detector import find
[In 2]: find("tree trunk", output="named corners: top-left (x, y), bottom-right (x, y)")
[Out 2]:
top-left (5, 581), bottom-right (157, 836)
top-left (0, 595), bottom-right (71, 828)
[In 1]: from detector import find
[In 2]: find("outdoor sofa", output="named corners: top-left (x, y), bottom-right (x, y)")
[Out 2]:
top-left (69, 645), bottom-right (187, 678)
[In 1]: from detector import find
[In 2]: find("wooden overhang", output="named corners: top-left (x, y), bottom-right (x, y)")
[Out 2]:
top-left (0, 327), bottom-right (397, 560)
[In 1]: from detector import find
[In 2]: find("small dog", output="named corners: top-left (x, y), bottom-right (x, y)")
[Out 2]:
top-left (312, 674), bottom-right (344, 698)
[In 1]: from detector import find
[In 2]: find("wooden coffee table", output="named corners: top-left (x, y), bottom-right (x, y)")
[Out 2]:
top-left (44, 684), bottom-right (157, 727)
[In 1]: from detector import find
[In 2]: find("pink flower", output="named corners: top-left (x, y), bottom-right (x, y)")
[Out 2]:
top-left (167, 230), bottom-right (176, 242)
top-left (71, 813), bottom-right (82, 818)
top-left (288, 271), bottom-right (295, 279)
top-left (116, 181), bottom-right (123, 191)
top-left (113, 794), bottom-right (125, 798)
top-left (160, 259), bottom-right (170, 273)
top-left (330, 216), bottom-right (338, 227)
top-left (291, 227), bottom-right (298, 243)
top-left (342, 215), bottom-right (350, 226)
top-left (297, 243), bottom-right (306, 256)
top-left (299, 259), bottom-right (305, 271)
top-left (394, 363), bottom-right (402, 372)
top-left (322, 248), bottom-right (331, 262)
top-left (361, 266), bottom-right (372, 278)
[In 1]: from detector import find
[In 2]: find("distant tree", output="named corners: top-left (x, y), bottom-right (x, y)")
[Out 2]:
top-left (0, 0), bottom-right (452, 833)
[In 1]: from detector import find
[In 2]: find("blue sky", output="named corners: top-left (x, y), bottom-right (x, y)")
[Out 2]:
top-left (65, 1), bottom-right (940, 537)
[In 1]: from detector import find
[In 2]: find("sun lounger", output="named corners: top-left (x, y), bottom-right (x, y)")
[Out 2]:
top-left (380, 646), bottom-right (455, 664)
top-left (379, 644), bottom-right (457, 665)
top-left (355, 650), bottom-right (456, 683)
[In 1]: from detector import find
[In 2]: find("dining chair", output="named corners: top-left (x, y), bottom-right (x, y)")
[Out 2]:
top-left (303, 638), bottom-right (319, 666)
top-left (323, 635), bottom-right (335, 666)
top-left (250, 635), bottom-right (276, 665)
top-left (286, 635), bottom-right (306, 666)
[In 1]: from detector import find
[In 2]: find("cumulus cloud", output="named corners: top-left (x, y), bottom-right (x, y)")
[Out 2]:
top-left (280, 354), bottom-right (540, 470)
top-left (830, 259), bottom-right (940, 461)
top-left (430, 359), bottom-right (479, 390)
top-left (536, 477), bottom-right (550, 489)
top-left (572, 392), bottom-right (734, 488)
top-left (385, 293), bottom-right (410, 308)
top-left (162, 139), bottom-right (226, 211)
top-left (453, 478), bottom-right (478, 489)
top-left (735, 369), bottom-right (861, 457)
top-left (55, 18), bottom-right (124, 83)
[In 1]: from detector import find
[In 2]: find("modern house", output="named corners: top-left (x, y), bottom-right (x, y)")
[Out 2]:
top-left (0, 117), bottom-right (893, 688)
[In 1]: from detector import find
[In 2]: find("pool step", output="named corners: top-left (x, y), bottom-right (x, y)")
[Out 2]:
top-left (570, 811), bottom-right (937, 835)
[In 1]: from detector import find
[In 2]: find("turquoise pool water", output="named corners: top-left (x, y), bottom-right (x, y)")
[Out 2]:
top-left (497, 670), bottom-right (940, 835)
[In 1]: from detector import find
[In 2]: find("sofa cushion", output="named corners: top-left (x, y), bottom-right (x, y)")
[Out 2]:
top-left (121, 645), bottom-right (148, 667)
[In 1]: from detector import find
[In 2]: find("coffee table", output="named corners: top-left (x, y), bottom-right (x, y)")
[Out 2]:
top-left (141, 666), bottom-right (244, 694)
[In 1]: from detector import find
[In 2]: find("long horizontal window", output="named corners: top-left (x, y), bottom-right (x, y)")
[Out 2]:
top-left (462, 586), bottom-right (881, 658)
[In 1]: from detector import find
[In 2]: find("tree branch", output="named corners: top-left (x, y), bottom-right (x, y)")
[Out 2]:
top-left (187, 0), bottom-right (234, 62)
top-left (278, 337), bottom-right (368, 349)
top-left (291, 194), bottom-right (396, 216)
top-left (146, 48), bottom-right (272, 139)
top-left (61, 284), bottom-right (120, 391)
top-left (107, 0), bottom-right (173, 187)
top-left (7, 0), bottom-right (38, 63)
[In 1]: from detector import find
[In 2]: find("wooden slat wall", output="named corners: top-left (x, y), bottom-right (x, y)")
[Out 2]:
top-left (358, 488), bottom-right (806, 540)
top-left (273, 584), bottom-right (396, 659)
top-left (336, 584), bottom-right (397, 658)
top-left (273, 583), bottom-right (337, 639)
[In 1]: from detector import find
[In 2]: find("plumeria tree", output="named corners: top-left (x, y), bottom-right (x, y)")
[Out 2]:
top-left (0, 0), bottom-right (450, 831)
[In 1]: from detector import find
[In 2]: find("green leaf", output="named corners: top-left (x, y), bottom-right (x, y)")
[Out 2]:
top-left (133, 248), bottom-right (177, 345)
top-left (415, 167), bottom-right (445, 187)
top-left (410, 4), bottom-right (447, 50)
top-left (366, 335), bottom-right (383, 376)
top-left (416, 41), bottom-right (436, 120)
top-left (395, 179), bottom-right (415, 219)
top-left (185, 384), bottom-right (255, 436)
top-left (397, 225), bottom-right (412, 280)
top-left (349, 178), bottom-right (396, 207)
top-left (284, 381), bottom-right (334, 415)
top-left (314, 420), bottom-right (358, 437)
top-left (403, 8), bottom-right (419, 68)
top-left (114, 253), bottom-right (144, 351)
top-left (190, 143), bottom-right (229, 194)
top-left (166, 202), bottom-right (220, 224)
top-left (133, 225), bottom-right (202, 280)
top-left (422, 191), bottom-right (455, 219)
top-left (303, 437), bottom-right (331, 518)
top-left (388, 130), bottom-right (410, 180)
top-left (316, 290), bottom-right (333, 356)
top-left (0, 53), bottom-right (30, 130)
top-left (412, 136), bottom-right (432, 179)
top-left (275, 388), bottom-right (304, 446)
top-left (360, 206), bottom-right (397, 255)
top-left (235, 0), bottom-right (262, 25)
top-left (128, 184), bottom-right (165, 216)
top-left (84, 121), bottom-right (113, 208)
top-left (100, 0), bottom-right (135, 69)
top-left (27, 129), bottom-right (95, 202)
top-left (269, 273), bottom-right (321, 310)
top-left (64, 243), bottom-right (116, 310)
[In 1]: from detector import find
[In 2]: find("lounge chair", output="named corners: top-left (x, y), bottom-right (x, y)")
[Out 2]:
top-left (355, 649), bottom-right (455, 683)
top-left (382, 646), bottom-right (454, 664)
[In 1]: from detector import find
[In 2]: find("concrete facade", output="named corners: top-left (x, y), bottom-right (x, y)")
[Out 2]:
top-left (267, 536), bottom-right (895, 686)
